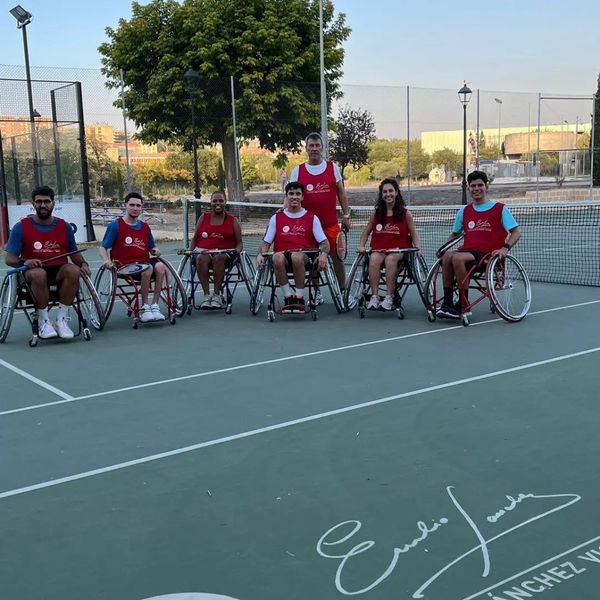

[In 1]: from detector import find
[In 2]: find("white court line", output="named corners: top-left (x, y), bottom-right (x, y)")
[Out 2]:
top-left (1, 345), bottom-right (599, 500)
top-left (1, 299), bottom-right (599, 418)
top-left (0, 359), bottom-right (74, 401)
top-left (461, 535), bottom-right (600, 600)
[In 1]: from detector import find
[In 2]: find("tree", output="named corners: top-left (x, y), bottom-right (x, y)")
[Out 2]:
top-left (99, 0), bottom-right (350, 201)
top-left (431, 148), bottom-right (462, 174)
top-left (330, 105), bottom-right (375, 177)
top-left (593, 73), bottom-right (600, 187)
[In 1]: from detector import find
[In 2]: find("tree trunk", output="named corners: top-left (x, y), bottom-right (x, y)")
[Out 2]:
top-left (221, 132), bottom-right (244, 202)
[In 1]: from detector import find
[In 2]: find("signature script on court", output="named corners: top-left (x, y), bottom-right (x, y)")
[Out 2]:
top-left (316, 486), bottom-right (581, 598)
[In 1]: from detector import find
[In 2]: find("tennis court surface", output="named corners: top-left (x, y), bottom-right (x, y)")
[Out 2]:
top-left (1, 244), bottom-right (599, 600)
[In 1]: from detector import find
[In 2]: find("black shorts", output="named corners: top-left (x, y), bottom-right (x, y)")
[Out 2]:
top-left (24, 265), bottom-right (63, 286)
top-left (455, 249), bottom-right (486, 265)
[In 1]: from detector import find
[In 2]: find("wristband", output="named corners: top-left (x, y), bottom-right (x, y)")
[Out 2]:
top-left (342, 213), bottom-right (350, 218)
top-left (502, 243), bottom-right (511, 250)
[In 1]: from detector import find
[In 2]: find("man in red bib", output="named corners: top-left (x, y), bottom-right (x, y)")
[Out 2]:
top-left (290, 132), bottom-right (350, 294)
top-left (257, 182), bottom-right (329, 312)
top-left (438, 171), bottom-right (521, 319)
top-left (4, 185), bottom-right (90, 339)
top-left (99, 192), bottom-right (167, 322)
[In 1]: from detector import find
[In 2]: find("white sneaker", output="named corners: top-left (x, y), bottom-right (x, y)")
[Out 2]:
top-left (381, 295), bottom-right (394, 311)
top-left (210, 295), bottom-right (225, 309)
top-left (150, 303), bottom-right (166, 321)
top-left (314, 290), bottom-right (324, 305)
top-left (140, 304), bottom-right (154, 322)
top-left (200, 295), bottom-right (213, 309)
top-left (367, 296), bottom-right (380, 310)
top-left (39, 318), bottom-right (58, 339)
top-left (55, 317), bottom-right (75, 339)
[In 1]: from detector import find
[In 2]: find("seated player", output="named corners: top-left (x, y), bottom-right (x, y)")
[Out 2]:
top-left (358, 178), bottom-right (421, 311)
top-left (438, 170), bottom-right (521, 319)
top-left (98, 191), bottom-right (166, 322)
top-left (256, 181), bottom-right (329, 312)
top-left (4, 185), bottom-right (90, 339)
top-left (188, 190), bottom-right (243, 309)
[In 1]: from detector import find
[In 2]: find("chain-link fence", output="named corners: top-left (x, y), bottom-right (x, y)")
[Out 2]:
top-left (0, 74), bottom-right (94, 242)
top-left (1, 64), bottom-right (596, 208)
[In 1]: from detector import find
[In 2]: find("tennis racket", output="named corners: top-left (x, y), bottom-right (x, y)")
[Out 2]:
top-left (335, 230), bottom-right (348, 261)
top-left (7, 249), bottom-right (87, 275)
top-left (116, 262), bottom-right (151, 277)
top-left (436, 234), bottom-right (465, 258)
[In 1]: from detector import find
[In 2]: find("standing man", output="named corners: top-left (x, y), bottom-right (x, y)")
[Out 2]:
top-left (99, 192), bottom-right (166, 322)
top-left (4, 185), bottom-right (90, 339)
top-left (290, 132), bottom-right (350, 296)
top-left (437, 170), bottom-right (521, 319)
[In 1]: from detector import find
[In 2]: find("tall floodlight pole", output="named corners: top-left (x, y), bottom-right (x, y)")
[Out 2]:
top-left (319, 0), bottom-right (328, 157)
top-left (494, 97), bottom-right (503, 161)
top-left (9, 5), bottom-right (40, 187)
top-left (458, 82), bottom-right (472, 205)
top-left (184, 69), bottom-right (202, 222)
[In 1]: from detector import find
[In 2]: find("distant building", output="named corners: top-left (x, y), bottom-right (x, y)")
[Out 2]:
top-left (421, 124), bottom-right (590, 156)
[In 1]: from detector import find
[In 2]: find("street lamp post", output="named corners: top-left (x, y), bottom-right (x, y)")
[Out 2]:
top-left (9, 4), bottom-right (40, 187)
top-left (458, 83), bottom-right (472, 205)
top-left (494, 97), bottom-right (503, 162)
top-left (184, 69), bottom-right (202, 222)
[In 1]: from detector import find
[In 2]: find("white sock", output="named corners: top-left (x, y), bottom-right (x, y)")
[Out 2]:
top-left (58, 303), bottom-right (70, 319)
top-left (38, 307), bottom-right (49, 321)
top-left (281, 283), bottom-right (292, 297)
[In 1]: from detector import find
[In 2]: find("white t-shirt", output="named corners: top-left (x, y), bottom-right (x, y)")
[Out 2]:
top-left (290, 160), bottom-right (343, 183)
top-left (263, 209), bottom-right (327, 244)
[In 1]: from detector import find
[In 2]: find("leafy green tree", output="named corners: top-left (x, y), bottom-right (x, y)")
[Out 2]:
top-left (431, 148), bottom-right (462, 174)
top-left (99, 0), bottom-right (350, 201)
top-left (330, 105), bottom-right (375, 177)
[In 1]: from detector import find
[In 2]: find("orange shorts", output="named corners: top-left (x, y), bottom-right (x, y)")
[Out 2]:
top-left (323, 223), bottom-right (341, 255)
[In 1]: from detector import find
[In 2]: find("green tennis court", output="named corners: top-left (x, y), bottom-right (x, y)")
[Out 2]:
top-left (1, 238), bottom-right (600, 600)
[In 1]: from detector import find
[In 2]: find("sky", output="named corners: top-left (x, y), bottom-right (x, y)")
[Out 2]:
top-left (1, 0), bottom-right (598, 93)
top-left (1, 0), bottom-right (598, 135)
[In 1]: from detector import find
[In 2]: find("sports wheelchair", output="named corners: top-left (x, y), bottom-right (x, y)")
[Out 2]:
top-left (249, 250), bottom-right (345, 322)
top-left (176, 248), bottom-right (255, 315)
top-left (344, 248), bottom-right (428, 319)
top-left (0, 265), bottom-right (104, 347)
top-left (93, 257), bottom-right (187, 329)
top-left (425, 235), bottom-right (532, 326)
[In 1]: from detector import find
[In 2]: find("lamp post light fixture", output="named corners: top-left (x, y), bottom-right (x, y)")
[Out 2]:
top-left (183, 68), bottom-right (201, 203)
top-left (494, 97), bottom-right (503, 161)
top-left (9, 4), bottom-right (40, 187)
top-left (458, 82), bottom-right (472, 205)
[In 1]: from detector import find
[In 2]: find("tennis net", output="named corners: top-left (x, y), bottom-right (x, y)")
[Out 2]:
top-left (182, 198), bottom-right (600, 287)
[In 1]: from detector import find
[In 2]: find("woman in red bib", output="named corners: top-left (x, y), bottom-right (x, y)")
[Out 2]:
top-left (189, 191), bottom-right (243, 309)
top-left (358, 178), bottom-right (421, 311)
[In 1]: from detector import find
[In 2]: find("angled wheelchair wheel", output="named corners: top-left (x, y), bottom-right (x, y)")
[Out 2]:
top-left (176, 254), bottom-right (195, 309)
top-left (0, 274), bottom-right (17, 343)
top-left (487, 254), bottom-right (531, 322)
top-left (344, 253), bottom-right (366, 312)
top-left (250, 261), bottom-right (270, 315)
top-left (79, 274), bottom-right (105, 331)
top-left (424, 258), bottom-right (444, 321)
top-left (323, 256), bottom-right (345, 314)
top-left (93, 266), bottom-right (117, 323)
top-left (408, 252), bottom-right (429, 308)
top-left (240, 251), bottom-right (257, 296)
top-left (160, 258), bottom-right (188, 317)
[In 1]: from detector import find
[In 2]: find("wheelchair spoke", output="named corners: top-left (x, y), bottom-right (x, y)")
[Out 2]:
top-left (0, 275), bottom-right (17, 343)
top-left (487, 255), bottom-right (531, 322)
